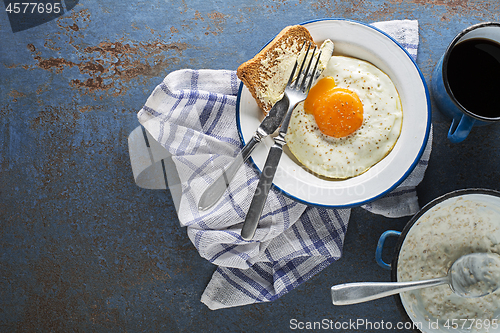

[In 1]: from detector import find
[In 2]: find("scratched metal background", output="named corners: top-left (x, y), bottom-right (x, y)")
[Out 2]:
top-left (1, 0), bottom-right (500, 332)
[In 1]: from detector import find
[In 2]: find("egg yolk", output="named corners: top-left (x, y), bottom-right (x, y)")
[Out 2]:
top-left (304, 76), bottom-right (364, 138)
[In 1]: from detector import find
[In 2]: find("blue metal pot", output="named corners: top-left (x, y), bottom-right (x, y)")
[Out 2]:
top-left (376, 188), bottom-right (500, 332)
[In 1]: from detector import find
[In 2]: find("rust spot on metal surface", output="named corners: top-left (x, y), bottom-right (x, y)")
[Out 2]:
top-left (83, 40), bottom-right (187, 55)
top-left (79, 61), bottom-right (105, 73)
top-left (17, 255), bottom-right (71, 331)
top-left (31, 105), bottom-right (81, 130)
top-left (78, 105), bottom-right (99, 113)
top-left (44, 39), bottom-right (62, 51)
top-left (8, 90), bottom-right (26, 103)
top-left (195, 11), bottom-right (227, 36)
top-left (397, 0), bottom-right (467, 7)
top-left (208, 11), bottom-right (225, 21)
top-left (35, 57), bottom-right (75, 73)
top-left (70, 77), bottom-right (109, 91)
top-left (370, 4), bottom-right (398, 21)
top-left (194, 10), bottom-right (204, 21)
top-left (389, 0), bottom-right (499, 17)
top-left (0, 105), bottom-right (14, 117)
top-left (310, 0), bottom-right (337, 16)
top-left (28, 26), bottom-right (189, 96)
top-left (193, 10), bottom-right (228, 36)
top-left (36, 82), bottom-right (52, 95)
top-left (24, 9), bottom-right (192, 96)
top-left (57, 8), bottom-right (91, 32)
top-left (207, 11), bottom-right (226, 35)
top-left (30, 9), bottom-right (190, 95)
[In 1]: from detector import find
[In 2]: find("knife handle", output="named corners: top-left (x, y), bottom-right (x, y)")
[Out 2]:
top-left (198, 134), bottom-right (261, 211)
top-left (241, 135), bottom-right (285, 241)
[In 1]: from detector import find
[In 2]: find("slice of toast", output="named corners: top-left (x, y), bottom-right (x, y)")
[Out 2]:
top-left (237, 25), bottom-right (314, 115)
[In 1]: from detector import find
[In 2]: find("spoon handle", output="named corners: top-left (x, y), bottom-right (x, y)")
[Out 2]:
top-left (331, 277), bottom-right (449, 305)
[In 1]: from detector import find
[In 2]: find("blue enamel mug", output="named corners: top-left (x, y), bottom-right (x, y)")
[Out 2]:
top-left (431, 22), bottom-right (500, 143)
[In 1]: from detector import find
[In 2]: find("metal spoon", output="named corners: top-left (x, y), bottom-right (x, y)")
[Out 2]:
top-left (331, 252), bottom-right (500, 305)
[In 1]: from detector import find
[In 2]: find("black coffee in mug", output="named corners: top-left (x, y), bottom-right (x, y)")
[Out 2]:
top-left (446, 38), bottom-right (500, 119)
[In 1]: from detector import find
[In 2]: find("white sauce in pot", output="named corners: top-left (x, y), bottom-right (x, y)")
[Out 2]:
top-left (397, 194), bottom-right (500, 332)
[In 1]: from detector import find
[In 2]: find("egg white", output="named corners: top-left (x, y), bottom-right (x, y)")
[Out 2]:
top-left (285, 55), bottom-right (403, 179)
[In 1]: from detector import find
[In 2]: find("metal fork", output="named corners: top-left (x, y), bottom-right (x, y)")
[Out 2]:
top-left (241, 43), bottom-right (321, 241)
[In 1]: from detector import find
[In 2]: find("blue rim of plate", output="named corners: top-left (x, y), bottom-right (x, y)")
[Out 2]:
top-left (235, 18), bottom-right (432, 209)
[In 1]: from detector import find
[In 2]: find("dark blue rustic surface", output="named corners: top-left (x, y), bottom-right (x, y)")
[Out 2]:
top-left (1, 0), bottom-right (500, 332)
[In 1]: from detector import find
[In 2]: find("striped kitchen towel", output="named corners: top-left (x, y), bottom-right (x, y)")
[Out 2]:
top-left (133, 19), bottom-right (431, 310)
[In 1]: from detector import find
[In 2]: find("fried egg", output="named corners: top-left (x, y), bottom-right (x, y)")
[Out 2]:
top-left (286, 55), bottom-right (402, 179)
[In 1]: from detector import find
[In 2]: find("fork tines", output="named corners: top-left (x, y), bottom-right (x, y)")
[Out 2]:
top-left (289, 42), bottom-right (321, 93)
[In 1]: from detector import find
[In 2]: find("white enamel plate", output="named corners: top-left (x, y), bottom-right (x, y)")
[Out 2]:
top-left (236, 19), bottom-right (431, 208)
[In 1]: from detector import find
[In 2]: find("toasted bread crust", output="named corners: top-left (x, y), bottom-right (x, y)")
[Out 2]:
top-left (237, 25), bottom-right (314, 115)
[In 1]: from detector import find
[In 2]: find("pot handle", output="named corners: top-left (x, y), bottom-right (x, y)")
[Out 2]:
top-left (375, 230), bottom-right (401, 270)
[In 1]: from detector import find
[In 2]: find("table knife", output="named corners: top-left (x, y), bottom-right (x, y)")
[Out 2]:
top-left (198, 96), bottom-right (289, 211)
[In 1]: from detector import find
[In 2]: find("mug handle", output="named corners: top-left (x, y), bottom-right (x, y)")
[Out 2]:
top-left (448, 114), bottom-right (476, 143)
top-left (375, 230), bottom-right (401, 270)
